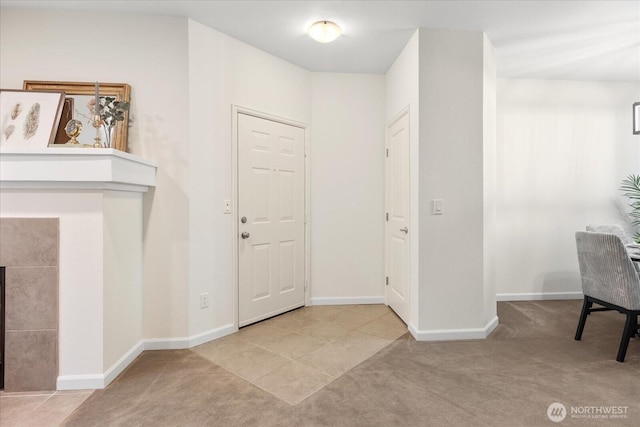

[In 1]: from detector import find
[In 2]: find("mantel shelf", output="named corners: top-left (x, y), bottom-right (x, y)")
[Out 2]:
top-left (0, 147), bottom-right (157, 192)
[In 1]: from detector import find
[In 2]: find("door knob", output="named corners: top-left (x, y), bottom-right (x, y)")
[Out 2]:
top-left (400, 227), bottom-right (408, 234)
top-left (241, 231), bottom-right (250, 239)
top-left (241, 216), bottom-right (247, 224)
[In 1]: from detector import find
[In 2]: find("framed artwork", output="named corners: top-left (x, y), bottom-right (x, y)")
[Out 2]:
top-left (23, 81), bottom-right (131, 151)
top-left (634, 102), bottom-right (639, 135)
top-left (0, 89), bottom-right (64, 147)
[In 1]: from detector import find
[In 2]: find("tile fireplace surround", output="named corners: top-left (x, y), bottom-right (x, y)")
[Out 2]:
top-left (0, 218), bottom-right (59, 391)
top-left (0, 147), bottom-right (157, 391)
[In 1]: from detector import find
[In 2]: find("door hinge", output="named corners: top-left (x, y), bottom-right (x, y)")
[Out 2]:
top-left (386, 276), bottom-right (389, 286)
top-left (305, 280), bottom-right (308, 291)
top-left (386, 148), bottom-right (389, 157)
top-left (386, 212), bottom-right (389, 221)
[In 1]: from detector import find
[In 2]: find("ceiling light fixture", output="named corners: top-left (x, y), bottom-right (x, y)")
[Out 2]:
top-left (307, 21), bottom-right (342, 43)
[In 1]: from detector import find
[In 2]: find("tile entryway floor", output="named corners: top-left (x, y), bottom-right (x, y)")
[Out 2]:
top-left (0, 305), bottom-right (406, 426)
top-left (0, 390), bottom-right (93, 427)
top-left (192, 304), bottom-right (407, 404)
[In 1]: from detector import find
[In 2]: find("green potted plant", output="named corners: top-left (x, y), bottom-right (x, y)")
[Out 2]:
top-left (620, 174), bottom-right (640, 244)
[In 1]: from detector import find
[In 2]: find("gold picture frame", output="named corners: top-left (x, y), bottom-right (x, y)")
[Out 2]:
top-left (23, 80), bottom-right (131, 152)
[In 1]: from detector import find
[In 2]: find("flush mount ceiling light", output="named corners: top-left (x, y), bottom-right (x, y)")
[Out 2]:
top-left (307, 21), bottom-right (342, 43)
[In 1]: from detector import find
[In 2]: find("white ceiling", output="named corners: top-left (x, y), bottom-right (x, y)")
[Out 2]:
top-left (2, 0), bottom-right (639, 81)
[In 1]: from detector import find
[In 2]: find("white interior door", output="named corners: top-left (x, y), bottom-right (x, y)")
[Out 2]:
top-left (238, 113), bottom-right (306, 327)
top-left (385, 111), bottom-right (410, 324)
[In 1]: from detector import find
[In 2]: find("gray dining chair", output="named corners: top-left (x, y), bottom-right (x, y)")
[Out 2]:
top-left (574, 231), bottom-right (640, 362)
top-left (586, 224), bottom-right (640, 274)
top-left (586, 224), bottom-right (634, 245)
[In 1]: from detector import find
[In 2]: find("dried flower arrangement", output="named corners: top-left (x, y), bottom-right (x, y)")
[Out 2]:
top-left (86, 96), bottom-right (130, 148)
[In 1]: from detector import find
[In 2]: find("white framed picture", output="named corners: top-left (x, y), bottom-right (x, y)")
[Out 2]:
top-left (0, 89), bottom-right (64, 147)
top-left (634, 102), bottom-right (640, 135)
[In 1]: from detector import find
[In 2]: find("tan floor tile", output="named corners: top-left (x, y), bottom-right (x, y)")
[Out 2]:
top-left (298, 331), bottom-right (392, 377)
top-left (325, 310), bottom-right (376, 330)
top-left (53, 389), bottom-right (95, 395)
top-left (0, 394), bottom-right (51, 427)
top-left (236, 322), bottom-right (291, 346)
top-left (295, 305), bottom-right (346, 320)
top-left (265, 310), bottom-right (322, 331)
top-left (253, 361), bottom-right (331, 405)
top-left (344, 304), bottom-right (391, 319)
top-left (22, 392), bottom-right (93, 427)
top-left (214, 344), bottom-right (290, 382)
top-left (260, 332), bottom-right (326, 359)
top-left (298, 319), bottom-right (353, 342)
top-left (357, 312), bottom-right (408, 340)
top-left (192, 334), bottom-right (255, 363)
top-left (0, 391), bottom-right (53, 397)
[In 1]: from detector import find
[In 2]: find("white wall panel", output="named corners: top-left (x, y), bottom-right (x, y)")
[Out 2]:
top-left (187, 21), bottom-right (311, 335)
top-left (311, 72), bottom-right (386, 302)
top-left (496, 79), bottom-right (640, 296)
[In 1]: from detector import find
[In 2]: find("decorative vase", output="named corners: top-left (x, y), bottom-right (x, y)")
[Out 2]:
top-left (102, 123), bottom-right (115, 148)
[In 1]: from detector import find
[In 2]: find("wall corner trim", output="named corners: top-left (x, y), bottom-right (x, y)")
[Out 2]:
top-left (408, 316), bottom-right (499, 341)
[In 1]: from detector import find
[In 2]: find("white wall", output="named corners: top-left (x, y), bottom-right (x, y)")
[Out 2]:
top-left (417, 29), bottom-right (493, 332)
top-left (310, 73), bottom-right (385, 304)
top-left (385, 30), bottom-right (420, 326)
top-left (0, 9), bottom-right (314, 347)
top-left (0, 8), bottom-right (193, 340)
top-left (496, 79), bottom-right (640, 298)
top-left (103, 191), bottom-right (143, 371)
top-left (187, 20), bottom-right (311, 337)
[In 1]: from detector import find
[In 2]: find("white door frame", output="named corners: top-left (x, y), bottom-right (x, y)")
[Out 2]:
top-left (231, 105), bottom-right (311, 329)
top-left (384, 105), bottom-right (411, 321)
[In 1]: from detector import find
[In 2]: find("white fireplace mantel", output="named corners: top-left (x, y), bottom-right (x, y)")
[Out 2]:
top-left (0, 147), bottom-right (157, 191)
top-left (0, 147), bottom-right (157, 390)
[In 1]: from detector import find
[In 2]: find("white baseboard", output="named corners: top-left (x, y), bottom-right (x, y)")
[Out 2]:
top-left (57, 324), bottom-right (236, 390)
top-left (57, 340), bottom-right (145, 390)
top-left (143, 323), bottom-right (236, 350)
top-left (57, 374), bottom-right (106, 391)
top-left (408, 316), bottom-right (499, 342)
top-left (310, 296), bottom-right (385, 305)
top-left (143, 336), bottom-right (190, 350)
top-left (188, 324), bottom-right (237, 347)
top-left (496, 292), bottom-right (583, 301)
top-left (103, 340), bottom-right (145, 387)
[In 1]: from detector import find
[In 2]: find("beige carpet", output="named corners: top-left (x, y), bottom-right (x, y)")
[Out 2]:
top-left (61, 300), bottom-right (639, 426)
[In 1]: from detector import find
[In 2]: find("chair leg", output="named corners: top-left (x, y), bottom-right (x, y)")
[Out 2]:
top-left (575, 297), bottom-right (592, 341)
top-left (616, 313), bottom-right (635, 363)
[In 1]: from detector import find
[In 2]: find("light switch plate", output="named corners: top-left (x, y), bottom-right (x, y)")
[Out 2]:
top-left (433, 199), bottom-right (443, 215)
top-left (223, 199), bottom-right (231, 214)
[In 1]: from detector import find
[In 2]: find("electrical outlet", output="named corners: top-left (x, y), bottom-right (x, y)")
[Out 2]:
top-left (200, 293), bottom-right (209, 309)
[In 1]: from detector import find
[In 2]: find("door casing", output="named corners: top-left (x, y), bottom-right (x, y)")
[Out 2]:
top-left (232, 105), bottom-right (311, 330)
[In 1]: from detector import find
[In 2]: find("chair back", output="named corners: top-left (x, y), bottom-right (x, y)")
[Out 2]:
top-left (586, 224), bottom-right (634, 245)
top-left (575, 231), bottom-right (640, 310)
